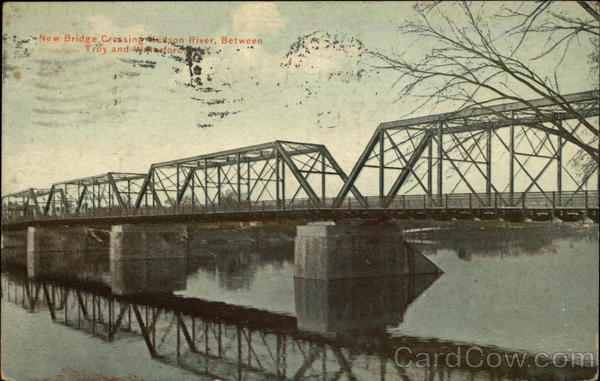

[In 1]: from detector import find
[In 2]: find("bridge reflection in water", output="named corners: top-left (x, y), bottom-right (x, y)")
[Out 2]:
top-left (2, 270), bottom-right (595, 381)
top-left (2, 223), bottom-right (597, 381)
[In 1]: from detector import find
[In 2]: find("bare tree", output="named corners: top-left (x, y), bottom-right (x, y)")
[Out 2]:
top-left (369, 1), bottom-right (599, 163)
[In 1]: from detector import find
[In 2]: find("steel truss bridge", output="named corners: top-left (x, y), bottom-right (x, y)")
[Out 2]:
top-left (3, 272), bottom-right (595, 381)
top-left (2, 90), bottom-right (599, 225)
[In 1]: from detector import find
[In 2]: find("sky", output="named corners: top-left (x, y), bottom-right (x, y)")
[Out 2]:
top-left (2, 1), bottom-right (597, 195)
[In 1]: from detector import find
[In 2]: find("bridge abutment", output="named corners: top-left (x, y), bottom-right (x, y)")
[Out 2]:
top-left (109, 224), bottom-right (188, 295)
top-left (294, 221), bottom-right (441, 280)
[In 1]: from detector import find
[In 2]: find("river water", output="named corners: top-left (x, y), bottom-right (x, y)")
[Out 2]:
top-left (1, 221), bottom-right (598, 381)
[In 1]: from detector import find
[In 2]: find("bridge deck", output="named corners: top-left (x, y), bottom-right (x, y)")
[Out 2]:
top-left (3, 191), bottom-right (597, 228)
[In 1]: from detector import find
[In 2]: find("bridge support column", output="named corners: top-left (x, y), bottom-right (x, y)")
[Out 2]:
top-left (1, 230), bottom-right (27, 268)
top-left (26, 227), bottom-right (42, 278)
top-left (26, 226), bottom-right (109, 279)
top-left (294, 221), bottom-right (441, 280)
top-left (110, 224), bottom-right (188, 295)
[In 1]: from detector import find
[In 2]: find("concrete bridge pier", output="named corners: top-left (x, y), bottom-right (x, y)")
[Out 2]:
top-left (1, 230), bottom-right (27, 268)
top-left (110, 224), bottom-right (188, 295)
top-left (294, 221), bottom-right (441, 280)
top-left (26, 226), bottom-right (110, 279)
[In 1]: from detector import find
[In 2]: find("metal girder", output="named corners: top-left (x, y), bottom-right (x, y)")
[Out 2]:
top-left (150, 140), bottom-right (321, 168)
top-left (384, 132), bottom-right (432, 207)
top-left (42, 172), bottom-right (146, 214)
top-left (274, 142), bottom-right (321, 207)
top-left (108, 173), bottom-right (127, 209)
top-left (379, 90), bottom-right (599, 130)
top-left (135, 140), bottom-right (357, 210)
top-left (334, 129), bottom-right (381, 207)
top-left (2, 91), bottom-right (598, 217)
top-left (1, 188), bottom-right (52, 219)
top-left (75, 185), bottom-right (88, 212)
top-left (334, 90), bottom-right (599, 208)
top-left (320, 148), bottom-right (365, 205)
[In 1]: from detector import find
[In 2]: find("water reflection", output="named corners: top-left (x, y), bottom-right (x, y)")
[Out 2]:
top-left (2, 270), bottom-right (596, 381)
top-left (1, 221), bottom-right (598, 381)
top-left (294, 274), bottom-right (441, 336)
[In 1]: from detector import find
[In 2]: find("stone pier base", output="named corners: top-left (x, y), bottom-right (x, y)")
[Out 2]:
top-left (294, 221), bottom-right (441, 280)
top-left (26, 226), bottom-right (109, 279)
top-left (1, 230), bottom-right (27, 268)
top-left (110, 224), bottom-right (188, 295)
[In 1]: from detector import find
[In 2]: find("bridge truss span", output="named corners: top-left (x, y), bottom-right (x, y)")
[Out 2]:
top-left (43, 172), bottom-right (147, 217)
top-left (2, 188), bottom-right (52, 219)
top-left (1, 91), bottom-right (598, 224)
top-left (134, 140), bottom-right (363, 211)
top-left (334, 90), bottom-right (600, 209)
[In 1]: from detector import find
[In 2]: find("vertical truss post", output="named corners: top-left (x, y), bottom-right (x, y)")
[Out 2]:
top-left (379, 130), bottom-right (385, 206)
top-left (217, 166), bottom-right (222, 206)
top-left (321, 152), bottom-right (326, 203)
top-left (428, 137), bottom-right (433, 207)
top-left (151, 170), bottom-right (156, 207)
top-left (108, 179), bottom-right (112, 209)
top-left (108, 173), bottom-right (126, 209)
top-left (191, 170), bottom-right (195, 206)
top-left (63, 184), bottom-right (68, 212)
top-left (557, 128), bottom-right (562, 207)
top-left (486, 128), bottom-right (492, 206)
top-left (509, 118), bottom-right (515, 205)
top-left (437, 123), bottom-right (443, 205)
top-left (127, 180), bottom-right (131, 207)
top-left (237, 153), bottom-right (241, 203)
top-left (275, 150), bottom-right (280, 207)
top-left (32, 189), bottom-right (42, 215)
top-left (76, 185), bottom-right (87, 212)
top-left (247, 161), bottom-right (251, 207)
top-left (204, 159), bottom-right (209, 207)
top-left (176, 164), bottom-right (180, 206)
top-left (282, 161), bottom-right (286, 209)
top-left (274, 143), bottom-right (321, 208)
top-left (92, 178), bottom-right (97, 210)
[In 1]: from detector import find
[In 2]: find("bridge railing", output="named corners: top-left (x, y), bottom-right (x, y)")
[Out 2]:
top-left (1, 190), bottom-right (597, 224)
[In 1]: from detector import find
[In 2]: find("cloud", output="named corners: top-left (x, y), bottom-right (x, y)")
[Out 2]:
top-left (231, 2), bottom-right (286, 34)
